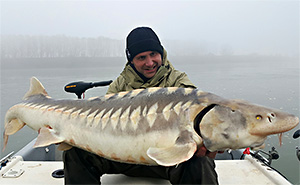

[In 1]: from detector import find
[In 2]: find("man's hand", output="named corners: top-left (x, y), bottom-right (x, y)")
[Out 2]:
top-left (195, 146), bottom-right (218, 159)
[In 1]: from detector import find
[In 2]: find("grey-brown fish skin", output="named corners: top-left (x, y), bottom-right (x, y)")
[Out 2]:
top-left (3, 77), bottom-right (299, 166)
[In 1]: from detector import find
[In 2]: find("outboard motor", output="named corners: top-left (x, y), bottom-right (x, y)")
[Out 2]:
top-left (64, 80), bottom-right (112, 99)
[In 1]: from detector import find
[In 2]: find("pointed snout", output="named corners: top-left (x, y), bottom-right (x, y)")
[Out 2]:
top-left (224, 100), bottom-right (300, 136)
top-left (249, 111), bottom-right (299, 136)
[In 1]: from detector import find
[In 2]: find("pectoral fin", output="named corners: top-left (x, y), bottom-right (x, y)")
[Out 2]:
top-left (147, 134), bottom-right (197, 166)
top-left (34, 127), bottom-right (64, 148)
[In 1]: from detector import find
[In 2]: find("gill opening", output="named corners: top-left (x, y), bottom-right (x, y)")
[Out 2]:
top-left (193, 104), bottom-right (217, 137)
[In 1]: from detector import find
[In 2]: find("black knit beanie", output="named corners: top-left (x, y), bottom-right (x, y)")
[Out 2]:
top-left (126, 27), bottom-right (164, 62)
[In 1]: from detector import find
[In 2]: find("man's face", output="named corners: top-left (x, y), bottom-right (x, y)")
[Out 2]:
top-left (131, 51), bottom-right (162, 79)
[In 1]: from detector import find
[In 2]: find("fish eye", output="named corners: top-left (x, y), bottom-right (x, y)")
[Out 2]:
top-left (256, 115), bottom-right (263, 120)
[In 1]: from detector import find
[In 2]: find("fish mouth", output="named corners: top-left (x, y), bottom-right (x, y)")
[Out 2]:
top-left (249, 141), bottom-right (266, 150)
top-left (193, 104), bottom-right (218, 136)
top-left (250, 133), bottom-right (283, 150)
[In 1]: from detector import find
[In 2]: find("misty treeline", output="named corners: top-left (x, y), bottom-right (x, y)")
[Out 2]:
top-left (1, 35), bottom-right (233, 58)
top-left (1, 35), bottom-right (124, 58)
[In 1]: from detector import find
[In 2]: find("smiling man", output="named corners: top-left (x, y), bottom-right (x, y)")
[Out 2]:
top-left (64, 27), bottom-right (219, 185)
top-left (132, 50), bottom-right (162, 79)
top-left (107, 27), bottom-right (196, 93)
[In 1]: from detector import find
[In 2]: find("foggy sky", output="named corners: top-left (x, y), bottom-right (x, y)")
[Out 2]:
top-left (1, 0), bottom-right (299, 56)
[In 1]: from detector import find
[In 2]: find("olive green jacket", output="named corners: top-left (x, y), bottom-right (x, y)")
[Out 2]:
top-left (107, 49), bottom-right (196, 94)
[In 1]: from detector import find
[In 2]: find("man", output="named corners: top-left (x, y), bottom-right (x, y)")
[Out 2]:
top-left (107, 27), bottom-right (195, 93)
top-left (64, 27), bottom-right (218, 185)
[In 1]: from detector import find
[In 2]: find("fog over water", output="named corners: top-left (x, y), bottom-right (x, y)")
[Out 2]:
top-left (0, 0), bottom-right (299, 184)
top-left (1, 0), bottom-right (299, 56)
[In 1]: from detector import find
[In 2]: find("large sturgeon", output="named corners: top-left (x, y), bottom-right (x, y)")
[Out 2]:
top-left (3, 77), bottom-right (299, 166)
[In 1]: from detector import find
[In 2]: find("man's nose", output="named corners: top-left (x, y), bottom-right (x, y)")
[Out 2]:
top-left (144, 57), bottom-right (154, 66)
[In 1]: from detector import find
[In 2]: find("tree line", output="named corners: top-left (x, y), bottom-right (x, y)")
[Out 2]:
top-left (1, 35), bottom-right (234, 58)
top-left (1, 35), bottom-right (125, 58)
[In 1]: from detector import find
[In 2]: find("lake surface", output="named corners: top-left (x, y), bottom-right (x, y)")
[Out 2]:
top-left (0, 55), bottom-right (299, 184)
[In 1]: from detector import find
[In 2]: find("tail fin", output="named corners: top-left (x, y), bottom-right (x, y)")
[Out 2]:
top-left (23, 77), bottom-right (48, 99)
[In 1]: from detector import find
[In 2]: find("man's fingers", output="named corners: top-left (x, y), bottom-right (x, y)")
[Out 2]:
top-left (207, 151), bottom-right (217, 159)
top-left (195, 146), bottom-right (207, 157)
top-left (195, 146), bottom-right (218, 159)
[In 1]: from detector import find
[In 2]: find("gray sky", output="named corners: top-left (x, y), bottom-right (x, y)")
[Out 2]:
top-left (1, 0), bottom-right (299, 56)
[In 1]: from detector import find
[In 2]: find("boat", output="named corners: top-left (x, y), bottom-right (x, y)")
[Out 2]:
top-left (0, 140), bottom-right (292, 185)
top-left (0, 80), bottom-right (296, 185)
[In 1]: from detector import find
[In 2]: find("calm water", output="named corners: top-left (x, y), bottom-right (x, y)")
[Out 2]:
top-left (0, 56), bottom-right (299, 184)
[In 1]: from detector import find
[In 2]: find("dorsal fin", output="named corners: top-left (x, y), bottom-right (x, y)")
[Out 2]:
top-left (23, 77), bottom-right (48, 99)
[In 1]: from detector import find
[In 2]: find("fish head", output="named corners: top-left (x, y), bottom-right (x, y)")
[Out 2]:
top-left (3, 77), bottom-right (50, 151)
top-left (228, 100), bottom-right (299, 136)
top-left (198, 100), bottom-right (299, 151)
top-left (3, 106), bottom-right (26, 151)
